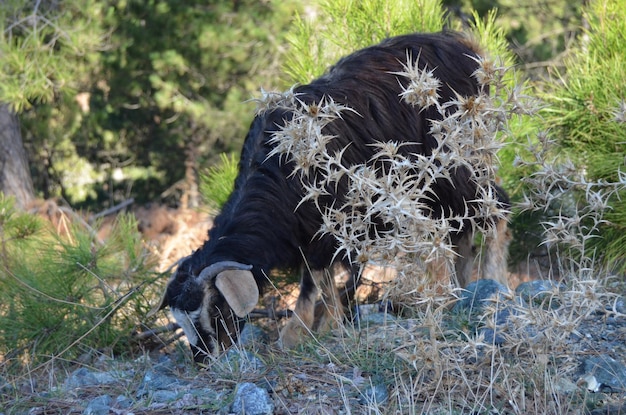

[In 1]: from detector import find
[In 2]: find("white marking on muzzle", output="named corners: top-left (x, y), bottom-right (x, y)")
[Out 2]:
top-left (171, 308), bottom-right (201, 346)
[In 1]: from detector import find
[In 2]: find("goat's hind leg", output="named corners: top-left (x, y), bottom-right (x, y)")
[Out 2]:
top-left (452, 230), bottom-right (474, 288)
top-left (480, 218), bottom-right (510, 287)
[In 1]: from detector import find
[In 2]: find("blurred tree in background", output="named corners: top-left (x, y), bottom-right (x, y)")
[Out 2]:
top-left (0, 0), bottom-right (105, 209)
top-left (283, 0), bottom-right (445, 84)
top-left (445, 0), bottom-right (586, 80)
top-left (75, 0), bottom-right (298, 208)
top-left (5, 0), bottom-right (296, 209)
top-left (1, 0), bottom-right (593, 212)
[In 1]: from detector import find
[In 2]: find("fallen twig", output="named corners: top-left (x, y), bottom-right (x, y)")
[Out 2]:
top-left (133, 322), bottom-right (180, 341)
top-left (91, 198), bottom-right (134, 222)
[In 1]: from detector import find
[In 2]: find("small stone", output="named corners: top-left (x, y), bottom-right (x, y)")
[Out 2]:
top-left (0, 376), bottom-right (14, 394)
top-left (578, 374), bottom-right (601, 393)
top-left (239, 323), bottom-right (269, 346)
top-left (64, 368), bottom-right (115, 390)
top-left (359, 383), bottom-right (388, 405)
top-left (452, 279), bottom-right (515, 344)
top-left (581, 356), bottom-right (626, 393)
top-left (153, 355), bottom-right (176, 374)
top-left (152, 389), bottom-right (179, 403)
top-left (231, 382), bottom-right (274, 415)
top-left (115, 395), bottom-right (133, 409)
top-left (453, 279), bottom-right (510, 313)
top-left (135, 370), bottom-right (183, 398)
top-left (218, 349), bottom-right (265, 374)
top-left (174, 392), bottom-right (198, 409)
top-left (553, 377), bottom-right (579, 394)
top-left (357, 311), bottom-right (397, 326)
top-left (516, 279), bottom-right (565, 308)
top-left (83, 395), bottom-right (112, 415)
top-left (480, 305), bottom-right (513, 345)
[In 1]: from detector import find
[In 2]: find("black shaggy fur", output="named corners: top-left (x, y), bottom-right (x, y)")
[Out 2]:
top-left (161, 31), bottom-right (509, 359)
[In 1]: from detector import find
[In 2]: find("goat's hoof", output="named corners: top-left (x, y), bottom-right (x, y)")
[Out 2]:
top-left (278, 319), bottom-right (309, 350)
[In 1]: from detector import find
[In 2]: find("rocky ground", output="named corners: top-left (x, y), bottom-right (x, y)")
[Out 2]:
top-left (1, 205), bottom-right (626, 414)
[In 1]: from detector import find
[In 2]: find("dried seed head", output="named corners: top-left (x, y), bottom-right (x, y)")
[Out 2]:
top-left (391, 52), bottom-right (442, 111)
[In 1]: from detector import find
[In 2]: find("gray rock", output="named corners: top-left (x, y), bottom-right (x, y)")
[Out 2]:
top-left (355, 302), bottom-right (394, 323)
top-left (552, 377), bottom-right (579, 394)
top-left (64, 368), bottom-right (116, 390)
top-left (516, 279), bottom-right (565, 308)
top-left (357, 311), bottom-right (397, 326)
top-left (454, 279), bottom-right (510, 312)
top-left (83, 394), bottom-right (112, 415)
top-left (178, 388), bottom-right (223, 410)
top-left (136, 370), bottom-right (184, 398)
top-left (152, 389), bottom-right (179, 403)
top-left (580, 356), bottom-right (626, 393)
top-left (115, 394), bottom-right (133, 409)
top-left (619, 297), bottom-right (626, 314)
top-left (0, 376), bottom-right (13, 394)
top-left (453, 279), bottom-right (514, 345)
top-left (359, 383), bottom-right (388, 405)
top-left (218, 349), bottom-right (266, 374)
top-left (239, 323), bottom-right (269, 346)
top-left (152, 355), bottom-right (177, 374)
top-left (609, 296), bottom-right (626, 314)
top-left (480, 306), bottom-right (514, 345)
top-left (231, 382), bottom-right (274, 415)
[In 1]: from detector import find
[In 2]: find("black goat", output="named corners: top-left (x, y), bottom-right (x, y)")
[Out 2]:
top-left (153, 31), bottom-right (510, 362)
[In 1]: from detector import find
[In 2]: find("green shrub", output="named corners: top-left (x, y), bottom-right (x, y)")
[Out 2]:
top-left (283, 0), bottom-right (445, 85)
top-left (199, 152), bottom-right (239, 211)
top-left (0, 194), bottom-right (157, 366)
top-left (531, 0), bottom-right (626, 272)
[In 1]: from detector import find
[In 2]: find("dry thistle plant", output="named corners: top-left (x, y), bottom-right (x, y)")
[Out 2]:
top-left (496, 113), bottom-right (626, 355)
top-left (255, 52), bottom-right (522, 302)
top-left (457, 99), bottom-right (626, 413)
top-left (516, 94), bottom-right (626, 277)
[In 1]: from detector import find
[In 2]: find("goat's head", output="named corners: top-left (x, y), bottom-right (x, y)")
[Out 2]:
top-left (152, 261), bottom-right (259, 362)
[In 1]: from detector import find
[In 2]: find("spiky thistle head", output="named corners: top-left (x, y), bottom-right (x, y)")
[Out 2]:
top-left (391, 51), bottom-right (442, 112)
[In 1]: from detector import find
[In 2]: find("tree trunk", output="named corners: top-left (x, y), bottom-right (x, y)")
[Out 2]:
top-left (0, 104), bottom-right (35, 210)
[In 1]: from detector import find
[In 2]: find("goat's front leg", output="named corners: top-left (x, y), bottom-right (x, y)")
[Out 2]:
top-left (313, 268), bottom-right (345, 332)
top-left (279, 267), bottom-right (322, 349)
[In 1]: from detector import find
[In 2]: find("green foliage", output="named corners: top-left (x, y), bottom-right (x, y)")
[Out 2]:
top-left (0, 1), bottom-right (107, 205)
top-left (199, 153), bottom-right (239, 210)
top-left (545, 0), bottom-right (626, 155)
top-left (0, 0), bottom-right (105, 112)
top-left (15, 1), bottom-right (298, 207)
top-left (283, 0), bottom-right (445, 84)
top-left (536, 0), bottom-right (626, 271)
top-left (468, 9), bottom-right (539, 196)
top-left (444, 0), bottom-right (585, 78)
top-left (0, 193), bottom-right (157, 366)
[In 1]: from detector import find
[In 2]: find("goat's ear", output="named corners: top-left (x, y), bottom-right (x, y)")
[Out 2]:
top-left (215, 269), bottom-right (259, 318)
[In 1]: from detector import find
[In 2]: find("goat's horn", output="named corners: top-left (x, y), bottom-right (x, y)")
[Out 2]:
top-left (197, 261), bottom-right (253, 281)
